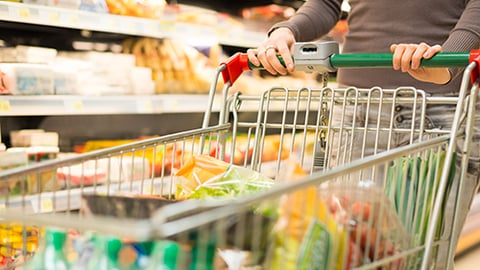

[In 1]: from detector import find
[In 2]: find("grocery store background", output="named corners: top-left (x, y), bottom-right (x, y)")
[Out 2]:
top-left (0, 0), bottom-right (480, 268)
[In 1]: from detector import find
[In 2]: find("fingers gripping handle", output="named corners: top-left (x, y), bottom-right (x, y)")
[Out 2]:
top-left (221, 41), bottom-right (473, 85)
top-left (220, 52), bottom-right (289, 85)
top-left (220, 42), bottom-right (337, 85)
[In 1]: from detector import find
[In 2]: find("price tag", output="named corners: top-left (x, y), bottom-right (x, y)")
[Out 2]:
top-left (0, 100), bottom-right (10, 112)
top-left (31, 198), bottom-right (53, 213)
top-left (137, 100), bottom-right (153, 113)
top-left (17, 7), bottom-right (30, 20)
top-left (47, 12), bottom-right (59, 24)
top-left (104, 18), bottom-right (118, 31)
top-left (159, 20), bottom-right (175, 34)
top-left (125, 22), bottom-right (135, 33)
top-left (169, 99), bottom-right (178, 111)
top-left (68, 14), bottom-right (79, 26)
top-left (40, 198), bottom-right (53, 213)
top-left (96, 190), bottom-right (108, 196)
top-left (64, 100), bottom-right (84, 113)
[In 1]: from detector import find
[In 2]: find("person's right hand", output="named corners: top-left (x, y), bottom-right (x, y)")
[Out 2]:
top-left (247, 27), bottom-right (296, 76)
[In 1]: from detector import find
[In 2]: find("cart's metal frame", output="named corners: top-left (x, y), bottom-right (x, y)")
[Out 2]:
top-left (0, 48), bottom-right (478, 269)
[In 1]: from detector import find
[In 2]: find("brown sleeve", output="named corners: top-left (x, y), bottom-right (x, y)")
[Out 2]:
top-left (442, 0), bottom-right (480, 81)
top-left (267, 0), bottom-right (343, 42)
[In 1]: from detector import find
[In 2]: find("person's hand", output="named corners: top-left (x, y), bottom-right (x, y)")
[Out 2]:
top-left (390, 43), bottom-right (451, 84)
top-left (247, 27), bottom-right (296, 75)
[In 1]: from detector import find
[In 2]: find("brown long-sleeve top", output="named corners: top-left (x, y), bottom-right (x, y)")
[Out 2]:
top-left (272, 0), bottom-right (480, 93)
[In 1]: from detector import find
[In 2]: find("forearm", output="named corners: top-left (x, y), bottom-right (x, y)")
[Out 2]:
top-left (268, 0), bottom-right (343, 42)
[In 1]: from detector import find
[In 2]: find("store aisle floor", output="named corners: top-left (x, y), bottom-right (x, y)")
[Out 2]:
top-left (454, 245), bottom-right (480, 269)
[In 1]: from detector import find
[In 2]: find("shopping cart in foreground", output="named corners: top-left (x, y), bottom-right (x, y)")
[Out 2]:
top-left (0, 41), bottom-right (479, 270)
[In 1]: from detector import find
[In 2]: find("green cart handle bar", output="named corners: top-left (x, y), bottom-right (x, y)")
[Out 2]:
top-left (221, 41), bottom-right (480, 85)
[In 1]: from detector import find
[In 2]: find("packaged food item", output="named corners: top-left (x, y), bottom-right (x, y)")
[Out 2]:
top-left (53, 67), bottom-right (79, 95)
top-left (0, 223), bottom-right (39, 267)
top-left (0, 46), bottom-right (57, 64)
top-left (79, 0), bottom-right (109, 13)
top-left (47, 0), bottom-right (81, 9)
top-left (265, 162), bottom-right (345, 270)
top-left (145, 240), bottom-right (185, 270)
top-left (385, 150), bottom-right (456, 246)
top-left (10, 129), bottom-right (59, 147)
top-left (7, 146), bottom-right (61, 194)
top-left (174, 155), bottom-right (274, 200)
top-left (0, 150), bottom-right (28, 195)
top-left (265, 160), bottom-right (410, 270)
top-left (85, 235), bottom-right (125, 270)
top-left (318, 182), bottom-right (410, 269)
top-left (22, 227), bottom-right (70, 270)
top-left (57, 51), bottom-right (136, 95)
top-left (0, 63), bottom-right (54, 95)
top-left (105, 0), bottom-right (165, 18)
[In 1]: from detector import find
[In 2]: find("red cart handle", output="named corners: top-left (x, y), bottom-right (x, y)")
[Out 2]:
top-left (469, 50), bottom-right (480, 84)
top-left (221, 52), bottom-right (250, 85)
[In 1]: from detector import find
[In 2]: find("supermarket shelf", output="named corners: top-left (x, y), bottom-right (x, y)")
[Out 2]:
top-left (0, 177), bottom-right (174, 214)
top-left (0, 94), bottom-right (313, 116)
top-left (0, 1), bottom-right (265, 48)
top-left (0, 95), bottom-right (221, 116)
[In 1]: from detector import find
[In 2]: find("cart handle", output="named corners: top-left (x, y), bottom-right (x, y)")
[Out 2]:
top-left (221, 49), bottom-right (479, 85)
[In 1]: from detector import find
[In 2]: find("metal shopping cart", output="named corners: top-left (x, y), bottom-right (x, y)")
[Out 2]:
top-left (0, 41), bottom-right (479, 270)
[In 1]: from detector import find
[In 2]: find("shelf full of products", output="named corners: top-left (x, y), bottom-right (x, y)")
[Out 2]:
top-left (0, 1), bottom-right (266, 48)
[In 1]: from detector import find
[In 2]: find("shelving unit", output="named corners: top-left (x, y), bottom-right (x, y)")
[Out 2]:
top-left (0, 94), bottom-right (219, 116)
top-left (0, 1), bottom-right (274, 148)
top-left (0, 1), bottom-right (265, 48)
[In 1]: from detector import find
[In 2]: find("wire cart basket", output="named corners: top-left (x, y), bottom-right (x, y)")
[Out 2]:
top-left (1, 41), bottom-right (480, 270)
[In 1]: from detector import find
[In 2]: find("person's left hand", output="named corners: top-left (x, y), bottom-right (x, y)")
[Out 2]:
top-left (390, 42), bottom-right (451, 84)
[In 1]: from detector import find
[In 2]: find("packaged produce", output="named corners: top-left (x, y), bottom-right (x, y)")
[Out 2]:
top-left (318, 182), bottom-right (410, 269)
top-left (265, 161), bottom-right (410, 270)
top-left (22, 227), bottom-right (70, 270)
top-left (265, 162), bottom-right (345, 270)
top-left (174, 154), bottom-right (274, 200)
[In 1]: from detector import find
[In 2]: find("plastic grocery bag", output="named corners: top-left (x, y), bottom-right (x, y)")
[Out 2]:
top-left (264, 161), bottom-right (346, 270)
top-left (264, 160), bottom-right (410, 270)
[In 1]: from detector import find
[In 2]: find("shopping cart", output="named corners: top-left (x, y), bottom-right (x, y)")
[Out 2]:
top-left (0, 41), bottom-right (479, 270)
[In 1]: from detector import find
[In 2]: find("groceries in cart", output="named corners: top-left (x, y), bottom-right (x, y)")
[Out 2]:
top-left (175, 155), bottom-right (275, 200)
top-left (261, 162), bottom-right (410, 270)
